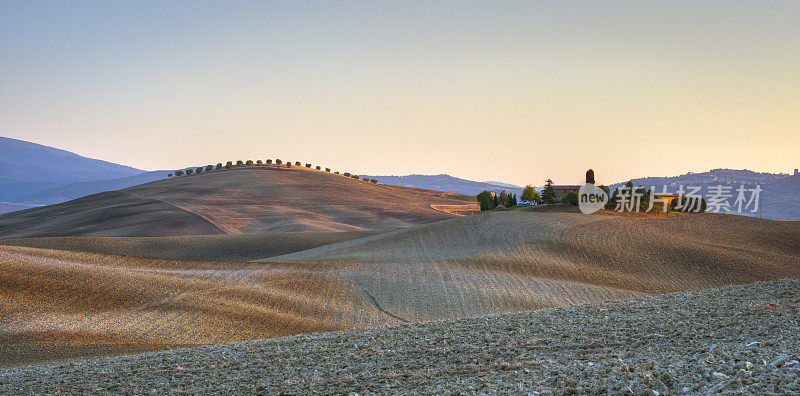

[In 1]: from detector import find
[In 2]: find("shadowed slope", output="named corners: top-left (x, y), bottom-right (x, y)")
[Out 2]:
top-left (0, 231), bottom-right (380, 261)
top-left (0, 167), bottom-right (471, 238)
top-left (0, 191), bottom-right (224, 238)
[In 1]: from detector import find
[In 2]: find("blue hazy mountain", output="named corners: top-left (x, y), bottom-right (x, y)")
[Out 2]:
top-left (0, 136), bottom-right (144, 202)
top-left (362, 174), bottom-right (523, 196)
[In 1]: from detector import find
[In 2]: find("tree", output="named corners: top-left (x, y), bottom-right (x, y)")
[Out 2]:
top-left (206, 165), bottom-right (213, 172)
top-left (275, 159), bottom-right (282, 164)
top-left (236, 160), bottom-right (244, 166)
top-left (286, 162), bottom-right (292, 167)
top-left (225, 161), bottom-right (232, 169)
top-left (316, 166), bottom-right (321, 170)
top-left (325, 168), bottom-right (330, 172)
top-left (295, 161), bottom-right (301, 166)
top-left (521, 185), bottom-right (537, 204)
top-left (168, 173), bottom-right (173, 177)
top-left (175, 170), bottom-right (184, 176)
top-left (510, 193), bottom-right (517, 207)
top-left (216, 163), bottom-right (222, 170)
top-left (351, 174), bottom-right (359, 179)
top-left (586, 169), bottom-right (595, 184)
top-left (370, 179), bottom-right (378, 184)
top-left (246, 160), bottom-right (254, 165)
top-left (492, 194), bottom-right (499, 208)
top-left (334, 171), bottom-right (339, 174)
top-left (186, 169), bottom-right (194, 174)
top-left (541, 179), bottom-right (557, 204)
top-left (477, 190), bottom-right (495, 211)
top-left (256, 160), bottom-right (263, 165)
top-left (266, 159), bottom-right (272, 164)
top-left (344, 172), bottom-right (351, 177)
top-left (196, 167), bottom-right (203, 174)
top-left (305, 163), bottom-right (312, 168)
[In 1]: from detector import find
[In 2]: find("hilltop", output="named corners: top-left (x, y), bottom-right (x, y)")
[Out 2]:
top-left (2, 279), bottom-right (797, 394)
top-left (0, 165), bottom-right (472, 238)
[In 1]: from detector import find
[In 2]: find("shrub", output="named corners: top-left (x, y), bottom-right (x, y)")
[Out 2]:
top-left (168, 173), bottom-right (173, 177)
top-left (256, 160), bottom-right (262, 165)
top-left (295, 161), bottom-right (301, 166)
top-left (225, 161), bottom-right (232, 169)
top-left (343, 172), bottom-right (351, 177)
top-left (351, 175), bottom-right (359, 179)
top-left (216, 163), bottom-right (222, 170)
top-left (276, 159), bottom-right (282, 164)
top-left (266, 159), bottom-right (272, 164)
top-left (325, 168), bottom-right (330, 172)
top-left (175, 170), bottom-right (184, 176)
top-left (316, 166), bottom-right (321, 170)
top-left (561, 191), bottom-right (579, 205)
top-left (186, 169), bottom-right (194, 175)
top-left (305, 163), bottom-right (311, 168)
top-left (206, 165), bottom-right (213, 172)
top-left (236, 160), bottom-right (244, 166)
top-left (370, 179), bottom-right (378, 184)
top-left (246, 160), bottom-right (254, 165)
top-left (334, 171), bottom-right (339, 174)
top-left (286, 162), bottom-right (292, 168)
top-left (362, 177), bottom-right (370, 181)
top-left (196, 167), bottom-right (203, 174)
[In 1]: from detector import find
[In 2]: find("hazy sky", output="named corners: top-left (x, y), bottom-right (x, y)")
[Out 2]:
top-left (1, 1), bottom-right (798, 186)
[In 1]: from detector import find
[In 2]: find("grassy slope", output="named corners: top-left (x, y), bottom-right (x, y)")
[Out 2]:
top-left (0, 166), bottom-right (469, 238)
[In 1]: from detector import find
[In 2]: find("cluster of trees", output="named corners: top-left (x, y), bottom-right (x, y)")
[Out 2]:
top-left (477, 190), bottom-right (518, 211)
top-left (167, 158), bottom-right (375, 185)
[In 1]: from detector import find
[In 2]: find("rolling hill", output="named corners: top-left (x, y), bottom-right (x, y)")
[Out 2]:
top-left (0, 165), bottom-right (473, 238)
top-left (1, 211), bottom-right (798, 366)
top-left (0, 136), bottom-right (143, 202)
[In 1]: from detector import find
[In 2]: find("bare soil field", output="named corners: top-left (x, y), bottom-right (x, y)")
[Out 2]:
top-left (0, 231), bottom-right (379, 262)
top-left (1, 212), bottom-right (797, 367)
top-left (2, 279), bottom-right (797, 394)
top-left (0, 166), bottom-right (472, 238)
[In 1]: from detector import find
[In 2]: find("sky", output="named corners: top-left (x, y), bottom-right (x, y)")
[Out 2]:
top-left (1, 1), bottom-right (799, 186)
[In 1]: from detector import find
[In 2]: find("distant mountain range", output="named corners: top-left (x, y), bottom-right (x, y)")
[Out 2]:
top-left (0, 137), bottom-right (170, 213)
top-left (610, 169), bottom-right (799, 221)
top-left (362, 174), bottom-right (523, 196)
top-left (1, 137), bottom-right (797, 220)
top-left (0, 136), bottom-right (144, 202)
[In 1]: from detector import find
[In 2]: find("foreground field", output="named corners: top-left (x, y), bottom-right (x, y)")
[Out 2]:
top-left (2, 212), bottom-right (799, 366)
top-left (2, 279), bottom-right (798, 394)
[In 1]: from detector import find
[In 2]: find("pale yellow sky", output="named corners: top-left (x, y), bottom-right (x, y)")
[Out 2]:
top-left (1, 1), bottom-right (798, 186)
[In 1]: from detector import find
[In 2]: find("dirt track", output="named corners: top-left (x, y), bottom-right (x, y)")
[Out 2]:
top-left (1, 279), bottom-right (797, 394)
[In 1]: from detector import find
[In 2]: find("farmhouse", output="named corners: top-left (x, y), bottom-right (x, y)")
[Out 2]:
top-left (552, 185), bottom-right (580, 201)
